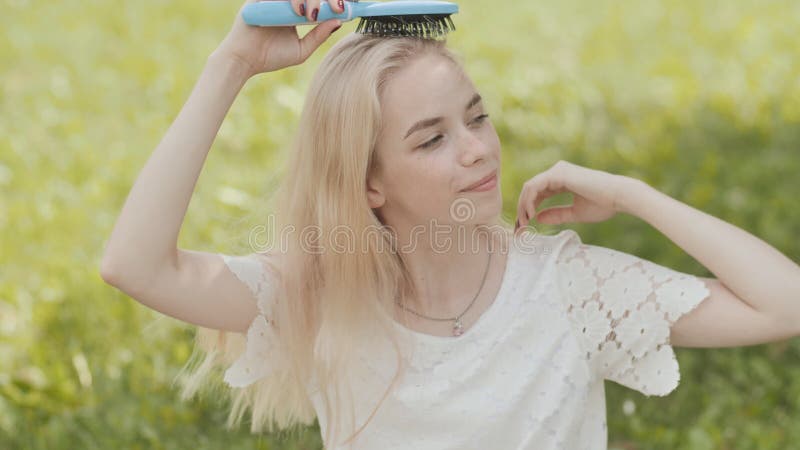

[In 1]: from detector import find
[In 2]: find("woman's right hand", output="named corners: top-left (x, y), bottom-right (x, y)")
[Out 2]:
top-left (211, 0), bottom-right (345, 79)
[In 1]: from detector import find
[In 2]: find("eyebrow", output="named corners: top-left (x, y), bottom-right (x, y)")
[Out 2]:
top-left (403, 93), bottom-right (483, 140)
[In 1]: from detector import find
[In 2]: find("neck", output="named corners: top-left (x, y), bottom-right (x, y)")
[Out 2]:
top-left (393, 224), bottom-right (508, 316)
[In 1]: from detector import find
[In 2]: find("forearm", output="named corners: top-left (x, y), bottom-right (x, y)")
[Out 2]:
top-left (618, 177), bottom-right (800, 322)
top-left (101, 52), bottom-right (251, 285)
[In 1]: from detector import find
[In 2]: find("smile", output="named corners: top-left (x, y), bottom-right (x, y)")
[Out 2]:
top-left (461, 173), bottom-right (498, 192)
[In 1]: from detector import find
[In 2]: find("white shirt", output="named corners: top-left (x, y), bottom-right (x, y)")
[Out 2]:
top-left (220, 229), bottom-right (711, 449)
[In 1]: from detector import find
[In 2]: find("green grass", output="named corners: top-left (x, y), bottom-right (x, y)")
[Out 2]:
top-left (2, 0), bottom-right (798, 448)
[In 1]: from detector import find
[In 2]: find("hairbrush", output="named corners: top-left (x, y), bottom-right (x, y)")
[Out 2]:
top-left (241, 1), bottom-right (458, 38)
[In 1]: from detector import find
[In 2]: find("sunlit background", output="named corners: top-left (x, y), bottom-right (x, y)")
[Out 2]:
top-left (2, 0), bottom-right (799, 448)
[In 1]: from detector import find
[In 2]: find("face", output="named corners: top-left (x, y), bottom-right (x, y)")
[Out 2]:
top-left (367, 53), bottom-right (503, 231)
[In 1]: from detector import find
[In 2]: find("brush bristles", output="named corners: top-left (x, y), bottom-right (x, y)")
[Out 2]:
top-left (355, 14), bottom-right (456, 39)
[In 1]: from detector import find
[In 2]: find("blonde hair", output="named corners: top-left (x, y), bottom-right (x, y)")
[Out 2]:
top-left (175, 33), bottom-right (511, 447)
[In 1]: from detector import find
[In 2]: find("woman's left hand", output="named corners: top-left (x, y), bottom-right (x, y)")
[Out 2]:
top-left (515, 160), bottom-right (639, 231)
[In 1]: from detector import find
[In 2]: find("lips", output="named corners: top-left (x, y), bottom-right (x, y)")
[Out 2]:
top-left (460, 170), bottom-right (497, 192)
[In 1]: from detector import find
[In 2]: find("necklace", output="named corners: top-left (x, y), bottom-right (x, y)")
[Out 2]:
top-left (395, 246), bottom-right (493, 337)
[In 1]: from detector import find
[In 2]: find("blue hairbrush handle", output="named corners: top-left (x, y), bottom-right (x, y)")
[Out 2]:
top-left (242, 1), bottom-right (374, 26)
top-left (242, 1), bottom-right (458, 27)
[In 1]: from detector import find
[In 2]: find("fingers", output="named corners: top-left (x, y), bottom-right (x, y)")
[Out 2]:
top-left (309, 0), bottom-right (320, 21)
top-left (534, 205), bottom-right (574, 225)
top-left (298, 19), bottom-right (342, 61)
top-left (288, 0), bottom-right (299, 17)
top-left (515, 162), bottom-right (570, 232)
top-left (291, 0), bottom-right (345, 21)
top-left (516, 173), bottom-right (549, 229)
top-left (290, 0), bottom-right (345, 23)
top-left (286, 0), bottom-right (347, 20)
top-left (294, 0), bottom-right (320, 21)
top-left (330, 0), bottom-right (345, 14)
top-left (290, 0), bottom-right (310, 19)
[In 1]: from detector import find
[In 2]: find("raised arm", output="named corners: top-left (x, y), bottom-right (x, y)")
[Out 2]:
top-left (99, 0), bottom-right (343, 332)
top-left (100, 52), bottom-right (249, 288)
top-left (516, 160), bottom-right (800, 348)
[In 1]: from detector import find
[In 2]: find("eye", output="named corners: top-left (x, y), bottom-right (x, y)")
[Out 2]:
top-left (417, 114), bottom-right (490, 150)
top-left (473, 113), bottom-right (489, 124)
top-left (419, 135), bottom-right (443, 149)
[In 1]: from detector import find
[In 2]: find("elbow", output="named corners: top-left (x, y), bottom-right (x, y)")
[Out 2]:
top-left (98, 254), bottom-right (165, 299)
top-left (99, 257), bottom-right (124, 287)
top-left (98, 260), bottom-right (150, 300)
top-left (99, 242), bottom-right (127, 285)
top-left (99, 246), bottom-right (178, 294)
top-left (99, 254), bottom-right (115, 283)
top-left (98, 256), bottom-right (143, 292)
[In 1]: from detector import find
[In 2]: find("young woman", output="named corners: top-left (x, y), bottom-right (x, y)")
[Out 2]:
top-left (100, 1), bottom-right (800, 448)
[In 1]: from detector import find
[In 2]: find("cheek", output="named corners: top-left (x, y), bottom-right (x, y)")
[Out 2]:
top-left (386, 156), bottom-right (434, 190)
top-left (485, 125), bottom-right (502, 154)
top-left (396, 158), bottom-right (453, 199)
top-left (419, 157), bottom-right (453, 183)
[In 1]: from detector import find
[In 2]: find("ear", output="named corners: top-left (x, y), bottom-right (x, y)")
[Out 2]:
top-left (366, 172), bottom-right (385, 209)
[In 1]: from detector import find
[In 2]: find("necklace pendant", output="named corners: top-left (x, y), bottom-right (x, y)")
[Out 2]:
top-left (453, 318), bottom-right (464, 336)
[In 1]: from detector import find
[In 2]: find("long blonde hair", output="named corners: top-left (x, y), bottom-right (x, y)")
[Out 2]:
top-left (176, 33), bottom-right (508, 447)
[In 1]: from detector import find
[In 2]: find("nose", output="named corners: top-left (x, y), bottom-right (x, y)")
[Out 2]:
top-left (457, 127), bottom-right (492, 166)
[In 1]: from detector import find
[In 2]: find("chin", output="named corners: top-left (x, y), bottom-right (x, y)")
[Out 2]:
top-left (450, 197), bottom-right (503, 225)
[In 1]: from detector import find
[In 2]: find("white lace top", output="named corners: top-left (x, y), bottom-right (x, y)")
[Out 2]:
top-left (219, 229), bottom-right (711, 449)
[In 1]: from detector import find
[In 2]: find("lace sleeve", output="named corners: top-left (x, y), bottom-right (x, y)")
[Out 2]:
top-left (554, 229), bottom-right (711, 396)
top-left (219, 253), bottom-right (280, 388)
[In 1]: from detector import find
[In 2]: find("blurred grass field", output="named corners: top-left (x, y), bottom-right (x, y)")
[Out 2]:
top-left (2, 0), bottom-right (799, 448)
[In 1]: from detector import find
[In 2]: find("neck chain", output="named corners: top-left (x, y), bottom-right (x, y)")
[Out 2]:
top-left (395, 247), bottom-right (493, 337)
